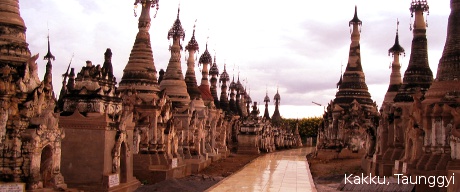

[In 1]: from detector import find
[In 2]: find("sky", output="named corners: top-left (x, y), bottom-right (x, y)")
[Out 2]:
top-left (19, 0), bottom-right (451, 118)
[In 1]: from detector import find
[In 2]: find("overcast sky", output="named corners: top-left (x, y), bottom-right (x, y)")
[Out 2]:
top-left (19, 0), bottom-right (450, 118)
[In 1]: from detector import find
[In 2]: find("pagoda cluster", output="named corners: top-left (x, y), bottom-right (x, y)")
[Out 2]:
top-left (318, 1), bottom-right (460, 191)
top-left (0, 0), bottom-right (301, 190)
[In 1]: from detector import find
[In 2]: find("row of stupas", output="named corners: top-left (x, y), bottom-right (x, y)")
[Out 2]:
top-left (318, 0), bottom-right (460, 191)
top-left (0, 0), bottom-right (299, 190)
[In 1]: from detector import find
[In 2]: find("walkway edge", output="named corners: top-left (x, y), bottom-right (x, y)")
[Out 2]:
top-left (204, 153), bottom-right (266, 192)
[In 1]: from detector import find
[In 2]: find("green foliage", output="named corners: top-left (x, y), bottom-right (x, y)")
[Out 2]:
top-left (282, 117), bottom-right (323, 139)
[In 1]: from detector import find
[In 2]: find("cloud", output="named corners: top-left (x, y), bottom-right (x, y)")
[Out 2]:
top-left (17, 0), bottom-right (452, 118)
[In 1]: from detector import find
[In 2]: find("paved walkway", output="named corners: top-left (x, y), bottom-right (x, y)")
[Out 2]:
top-left (207, 147), bottom-right (317, 192)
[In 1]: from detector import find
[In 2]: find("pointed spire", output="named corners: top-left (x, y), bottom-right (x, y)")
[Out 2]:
top-left (336, 74), bottom-right (343, 89)
top-left (185, 21), bottom-right (199, 52)
top-left (199, 43), bottom-right (212, 64)
top-left (349, 5), bottom-right (362, 26)
top-left (264, 89), bottom-right (270, 103)
top-left (389, 19), bottom-right (405, 56)
top-left (336, 63), bottom-right (343, 88)
top-left (274, 87), bottom-right (281, 101)
top-left (219, 64), bottom-right (230, 83)
top-left (43, 33), bottom-right (54, 91)
top-left (209, 55), bottom-right (219, 76)
top-left (44, 32), bottom-right (55, 61)
top-left (349, 6), bottom-right (362, 40)
top-left (168, 7), bottom-right (185, 41)
top-left (58, 54), bottom-right (73, 108)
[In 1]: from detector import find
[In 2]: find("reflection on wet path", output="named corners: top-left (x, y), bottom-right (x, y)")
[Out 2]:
top-left (207, 147), bottom-right (317, 192)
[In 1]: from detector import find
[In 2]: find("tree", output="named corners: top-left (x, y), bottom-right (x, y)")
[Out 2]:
top-left (282, 117), bottom-right (323, 141)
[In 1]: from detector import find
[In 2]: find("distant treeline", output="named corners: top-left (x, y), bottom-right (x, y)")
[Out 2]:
top-left (282, 117), bottom-right (322, 139)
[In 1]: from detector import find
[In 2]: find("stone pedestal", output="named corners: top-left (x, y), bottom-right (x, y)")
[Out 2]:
top-left (60, 112), bottom-right (140, 191)
top-left (133, 154), bottom-right (191, 184)
top-left (378, 162), bottom-right (395, 177)
top-left (208, 153), bottom-right (222, 162)
top-left (237, 134), bottom-right (261, 154)
top-left (185, 157), bottom-right (212, 174)
top-left (361, 157), bottom-right (373, 174)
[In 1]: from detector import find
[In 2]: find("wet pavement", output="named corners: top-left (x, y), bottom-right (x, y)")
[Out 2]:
top-left (206, 147), bottom-right (317, 192)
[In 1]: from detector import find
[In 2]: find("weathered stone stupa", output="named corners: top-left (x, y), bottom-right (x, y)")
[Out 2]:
top-left (271, 88), bottom-right (282, 125)
top-left (228, 76), bottom-right (237, 114)
top-left (219, 64), bottom-right (230, 112)
top-left (384, 25), bottom-right (405, 107)
top-left (159, 9), bottom-right (190, 109)
top-left (209, 57), bottom-right (220, 108)
top-left (198, 44), bottom-right (214, 106)
top-left (372, 22), bottom-right (406, 177)
top-left (318, 7), bottom-right (378, 160)
top-left (184, 28), bottom-right (202, 103)
top-left (119, 0), bottom-right (160, 101)
top-left (0, 0), bottom-right (67, 190)
top-left (393, 0), bottom-right (433, 103)
top-left (263, 91), bottom-right (271, 119)
top-left (334, 6), bottom-right (374, 109)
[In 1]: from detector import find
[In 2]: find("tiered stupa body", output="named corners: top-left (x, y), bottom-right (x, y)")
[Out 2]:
top-left (219, 64), bottom-right (230, 112)
top-left (393, 1), bottom-right (433, 103)
top-left (184, 28), bottom-right (204, 108)
top-left (119, 1), bottom-right (160, 101)
top-left (198, 45), bottom-right (214, 106)
top-left (159, 9), bottom-right (190, 109)
top-left (209, 57), bottom-right (220, 108)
